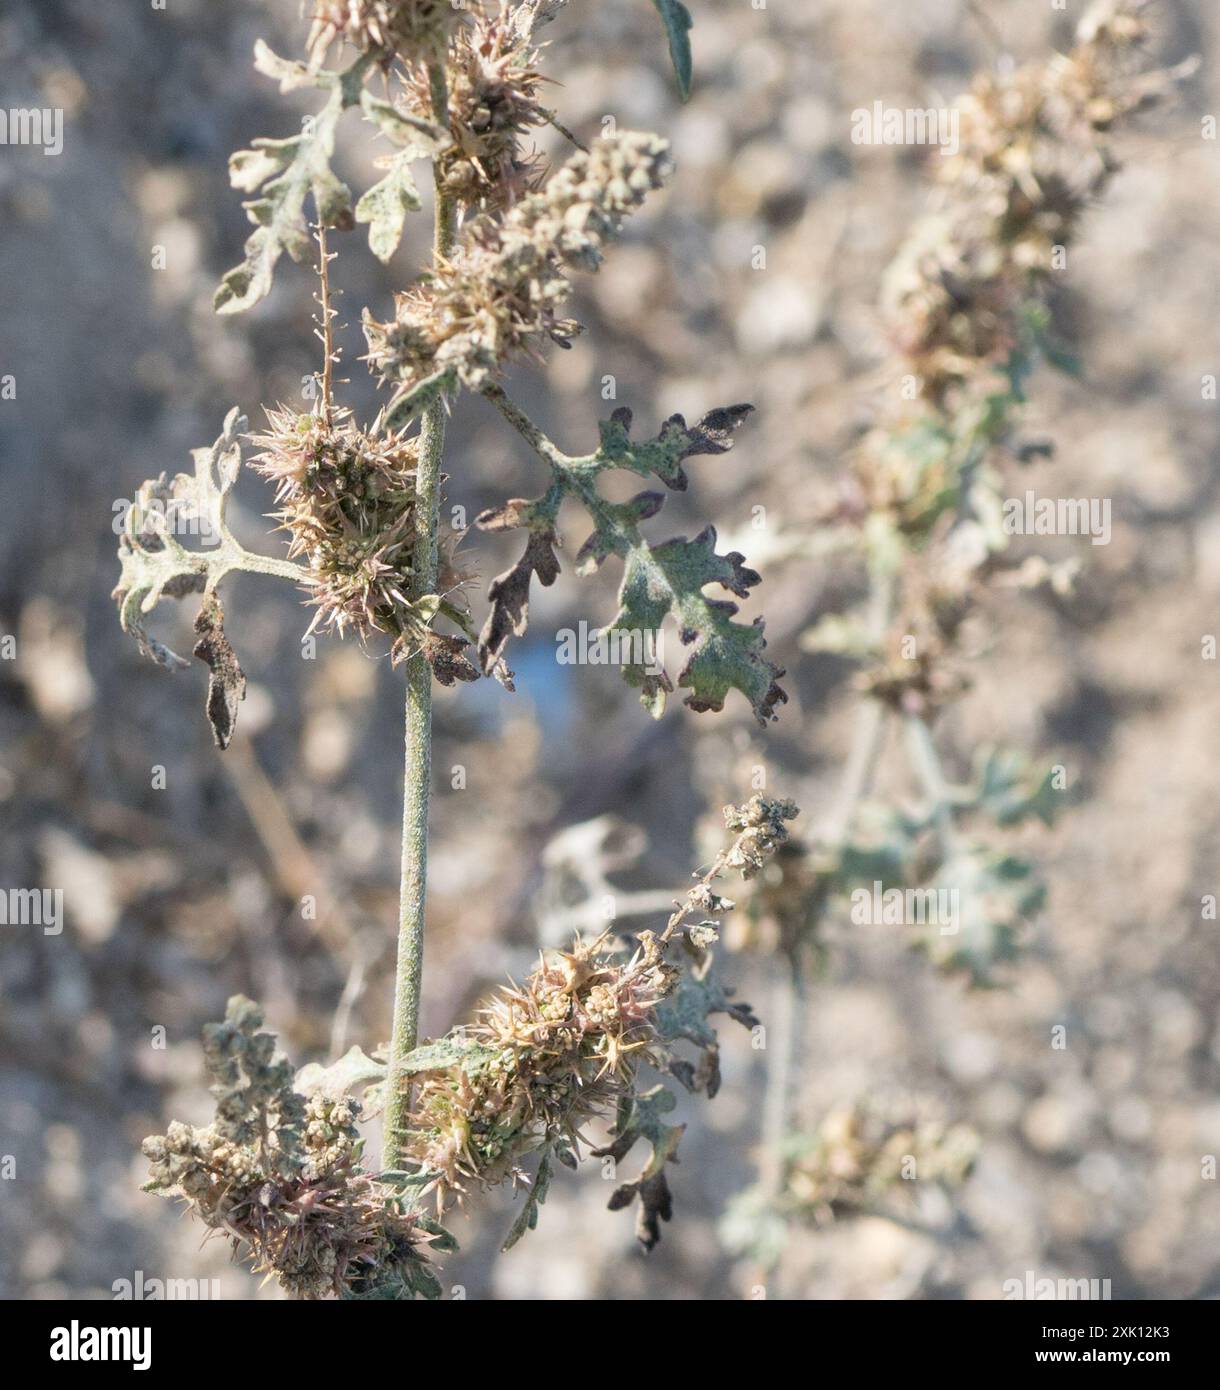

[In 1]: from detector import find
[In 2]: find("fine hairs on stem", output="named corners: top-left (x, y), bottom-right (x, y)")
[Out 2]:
top-left (381, 52), bottom-right (452, 1178)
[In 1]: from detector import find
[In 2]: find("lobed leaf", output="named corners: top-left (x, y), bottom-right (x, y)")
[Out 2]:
top-left (214, 52), bottom-right (371, 314)
top-left (295, 1045), bottom-right (387, 1098)
top-left (112, 408), bottom-right (302, 745)
top-left (919, 843), bottom-right (1045, 986)
top-left (355, 92), bottom-right (451, 262)
top-left (595, 1086), bottom-right (684, 1251)
top-left (655, 960), bottom-right (758, 1098)
top-left (501, 1145), bottom-right (555, 1252)
top-left (475, 403), bottom-right (786, 723)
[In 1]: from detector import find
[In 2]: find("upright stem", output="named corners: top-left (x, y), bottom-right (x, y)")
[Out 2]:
top-left (382, 56), bottom-right (456, 1171)
top-left (315, 222), bottom-right (337, 425)
top-left (754, 565), bottom-right (895, 1286)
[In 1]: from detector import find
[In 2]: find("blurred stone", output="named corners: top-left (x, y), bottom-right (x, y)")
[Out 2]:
top-left (17, 598), bottom-right (94, 724)
top-left (39, 827), bottom-right (118, 945)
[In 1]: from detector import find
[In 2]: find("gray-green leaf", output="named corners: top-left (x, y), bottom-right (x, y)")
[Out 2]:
top-left (294, 1045), bottom-right (387, 1097)
top-left (651, 0), bottom-right (694, 100)
top-left (356, 153), bottom-right (422, 261)
top-left (112, 409), bottom-right (302, 742)
top-left (355, 93), bottom-right (450, 261)
top-left (214, 53), bottom-right (370, 313)
top-left (501, 1145), bottom-right (555, 1251)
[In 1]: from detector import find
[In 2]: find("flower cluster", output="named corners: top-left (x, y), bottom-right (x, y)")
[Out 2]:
top-left (831, 0), bottom-right (1190, 712)
top-left (249, 406), bottom-right (469, 668)
top-left (406, 4), bottom-right (553, 212)
top-left (142, 997), bottom-right (433, 1300)
top-left (783, 1100), bottom-right (978, 1222)
top-left (881, 0), bottom-right (1179, 404)
top-left (398, 796), bottom-right (796, 1242)
top-left (722, 1097), bottom-right (978, 1264)
top-left (307, 0), bottom-right (456, 66)
top-left (364, 132), bottom-right (673, 392)
top-left (720, 796), bottom-right (802, 880)
top-left (403, 930), bottom-right (677, 1211)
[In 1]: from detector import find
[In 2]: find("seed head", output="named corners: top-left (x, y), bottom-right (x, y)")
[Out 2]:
top-left (402, 930), bottom-right (677, 1211)
top-left (249, 406), bottom-right (468, 663)
top-left (407, 5), bottom-right (553, 212)
top-left (142, 996), bottom-right (432, 1299)
top-left (364, 132), bottom-right (673, 392)
top-left (308, 0), bottom-right (454, 66)
top-left (882, 0), bottom-right (1180, 404)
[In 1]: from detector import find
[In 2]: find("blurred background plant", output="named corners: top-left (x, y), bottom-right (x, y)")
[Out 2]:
top-left (717, 1), bottom-right (1196, 1292)
top-left (2, 0), bottom-right (1218, 1300)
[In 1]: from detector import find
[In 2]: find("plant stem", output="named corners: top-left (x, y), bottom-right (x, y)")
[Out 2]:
top-left (382, 56), bottom-right (456, 1172)
top-left (315, 221), bottom-right (337, 425)
top-left (754, 565), bottom-right (895, 1286)
top-left (481, 382), bottom-right (568, 466)
top-left (904, 712), bottom-right (959, 854)
top-left (823, 566), bottom-right (895, 843)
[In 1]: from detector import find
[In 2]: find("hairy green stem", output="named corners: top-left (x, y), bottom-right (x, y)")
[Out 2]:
top-left (481, 382), bottom-right (568, 466)
top-left (382, 57), bottom-right (456, 1172)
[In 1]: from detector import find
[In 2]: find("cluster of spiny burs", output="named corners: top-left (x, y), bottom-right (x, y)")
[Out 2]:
top-left (144, 799), bottom-right (797, 1293)
top-left (402, 796), bottom-right (798, 1214)
top-left (362, 128), bottom-right (672, 392)
top-left (308, 0), bottom-right (456, 67)
top-left (247, 1), bottom-right (674, 677)
top-left (127, 0), bottom-right (796, 1295)
top-left (142, 997), bottom-right (437, 1300)
top-left (406, 932), bottom-right (677, 1209)
top-left (403, 5), bottom-right (554, 211)
top-left (250, 406), bottom-right (466, 665)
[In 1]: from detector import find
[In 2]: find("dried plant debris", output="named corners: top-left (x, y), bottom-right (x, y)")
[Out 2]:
top-left (142, 998), bottom-right (442, 1300)
top-left (475, 395), bottom-right (787, 723)
top-left (393, 797), bottom-right (795, 1250)
top-left (192, 595), bottom-right (247, 750)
